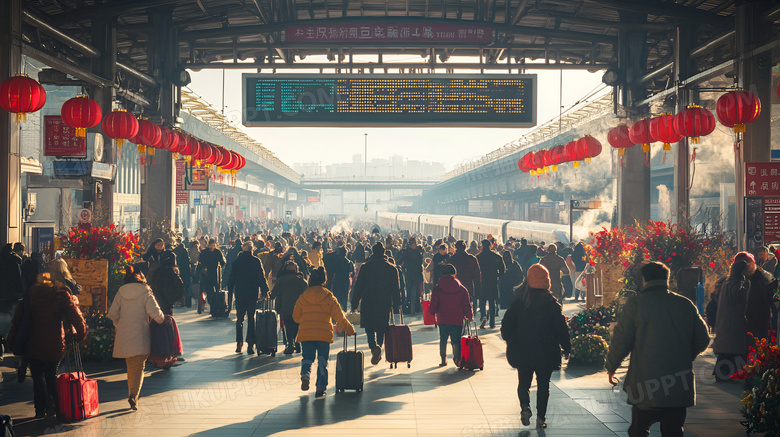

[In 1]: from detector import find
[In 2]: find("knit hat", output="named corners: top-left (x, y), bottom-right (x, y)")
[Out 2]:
top-left (733, 251), bottom-right (755, 264)
top-left (442, 263), bottom-right (456, 276)
top-left (527, 264), bottom-right (551, 290)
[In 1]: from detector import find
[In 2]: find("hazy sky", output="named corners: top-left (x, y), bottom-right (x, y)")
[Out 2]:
top-left (188, 60), bottom-right (607, 172)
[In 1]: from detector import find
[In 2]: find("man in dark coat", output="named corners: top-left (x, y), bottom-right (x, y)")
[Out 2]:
top-left (449, 240), bottom-right (481, 306)
top-left (148, 251), bottom-right (186, 316)
top-left (501, 264), bottom-right (570, 429)
top-left (475, 239), bottom-right (505, 329)
top-left (327, 246), bottom-right (354, 311)
top-left (351, 242), bottom-right (402, 365)
top-left (228, 241), bottom-right (268, 354)
top-left (172, 239), bottom-right (192, 308)
top-left (606, 262), bottom-right (710, 437)
top-left (197, 239), bottom-right (226, 315)
top-left (431, 244), bottom-right (450, 287)
top-left (399, 237), bottom-right (425, 314)
top-left (222, 239), bottom-right (243, 291)
top-left (713, 258), bottom-right (751, 381)
top-left (743, 251), bottom-right (778, 339)
top-left (270, 261), bottom-right (308, 354)
top-left (539, 244), bottom-right (570, 303)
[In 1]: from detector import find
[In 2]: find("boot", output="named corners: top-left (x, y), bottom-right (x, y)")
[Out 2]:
top-left (315, 386), bottom-right (326, 398)
top-left (295, 343), bottom-right (301, 353)
top-left (247, 345), bottom-right (254, 355)
top-left (283, 345), bottom-right (294, 355)
top-left (520, 405), bottom-right (532, 426)
top-left (128, 396), bottom-right (138, 411)
top-left (301, 377), bottom-right (310, 391)
top-left (536, 417), bottom-right (547, 429)
top-left (371, 346), bottom-right (382, 365)
top-left (479, 319), bottom-right (487, 329)
top-left (235, 342), bottom-right (243, 353)
top-left (439, 357), bottom-right (447, 367)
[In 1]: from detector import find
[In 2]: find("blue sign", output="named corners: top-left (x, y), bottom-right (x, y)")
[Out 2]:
top-left (771, 149), bottom-right (780, 161)
top-left (193, 198), bottom-right (201, 205)
top-left (286, 210), bottom-right (292, 216)
top-left (53, 160), bottom-right (89, 177)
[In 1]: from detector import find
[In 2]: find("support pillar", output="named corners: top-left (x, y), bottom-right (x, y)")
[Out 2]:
top-left (1, 0), bottom-right (22, 244)
top-left (617, 11), bottom-right (651, 226)
top-left (735, 0), bottom-right (773, 250)
top-left (140, 7), bottom-right (177, 232)
top-left (673, 26), bottom-right (695, 228)
top-left (89, 17), bottom-right (117, 226)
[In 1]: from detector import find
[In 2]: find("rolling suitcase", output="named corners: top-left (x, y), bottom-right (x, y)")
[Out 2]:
top-left (2, 414), bottom-right (16, 437)
top-left (210, 290), bottom-right (229, 318)
top-left (335, 334), bottom-right (364, 393)
top-left (149, 316), bottom-right (182, 369)
top-left (57, 342), bottom-right (99, 422)
top-left (385, 311), bottom-right (413, 369)
top-left (459, 319), bottom-right (484, 371)
top-left (254, 299), bottom-right (278, 357)
top-left (421, 293), bottom-right (437, 326)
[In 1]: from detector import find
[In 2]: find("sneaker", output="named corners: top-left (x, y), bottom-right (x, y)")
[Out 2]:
top-left (315, 387), bottom-right (326, 398)
top-left (235, 343), bottom-right (243, 353)
top-left (520, 406), bottom-right (532, 426)
top-left (301, 377), bottom-right (310, 391)
top-left (295, 344), bottom-right (301, 353)
top-left (247, 347), bottom-right (254, 355)
top-left (370, 346), bottom-right (382, 365)
top-left (439, 358), bottom-right (447, 367)
top-left (283, 346), bottom-right (294, 355)
top-left (536, 418), bottom-right (546, 429)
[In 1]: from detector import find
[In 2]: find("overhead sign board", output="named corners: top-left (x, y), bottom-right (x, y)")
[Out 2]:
top-left (44, 115), bottom-right (86, 157)
top-left (90, 162), bottom-right (116, 181)
top-left (764, 197), bottom-right (780, 244)
top-left (243, 74), bottom-right (536, 127)
top-left (745, 162), bottom-right (780, 197)
top-left (53, 160), bottom-right (89, 177)
top-left (285, 23), bottom-right (492, 44)
top-left (571, 200), bottom-right (602, 209)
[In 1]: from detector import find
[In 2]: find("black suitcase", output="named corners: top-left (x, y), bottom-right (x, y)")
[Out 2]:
top-left (210, 290), bottom-right (229, 318)
top-left (336, 334), bottom-right (363, 393)
top-left (255, 299), bottom-right (278, 357)
top-left (2, 414), bottom-right (16, 437)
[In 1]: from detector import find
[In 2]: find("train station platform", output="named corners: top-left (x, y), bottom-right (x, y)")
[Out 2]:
top-left (1, 302), bottom-right (745, 437)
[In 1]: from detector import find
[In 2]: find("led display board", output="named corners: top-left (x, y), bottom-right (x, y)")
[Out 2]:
top-left (242, 74), bottom-right (536, 127)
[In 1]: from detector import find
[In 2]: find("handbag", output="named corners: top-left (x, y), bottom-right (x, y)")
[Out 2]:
top-left (11, 296), bottom-right (31, 356)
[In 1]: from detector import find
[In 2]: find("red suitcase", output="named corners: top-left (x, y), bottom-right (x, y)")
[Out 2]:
top-left (385, 312), bottom-right (413, 369)
top-left (422, 294), bottom-right (437, 326)
top-left (57, 344), bottom-right (99, 421)
top-left (459, 320), bottom-right (484, 371)
top-left (149, 315), bottom-right (182, 369)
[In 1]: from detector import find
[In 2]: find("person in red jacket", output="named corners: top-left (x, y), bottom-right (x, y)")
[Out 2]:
top-left (429, 264), bottom-right (474, 367)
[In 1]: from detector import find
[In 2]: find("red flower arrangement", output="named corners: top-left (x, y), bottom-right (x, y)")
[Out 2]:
top-left (62, 224), bottom-right (140, 262)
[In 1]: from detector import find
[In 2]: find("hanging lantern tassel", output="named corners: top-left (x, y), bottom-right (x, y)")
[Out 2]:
top-left (551, 164), bottom-right (558, 172)
top-left (691, 147), bottom-right (697, 163)
top-left (140, 155), bottom-right (147, 166)
top-left (137, 144), bottom-right (146, 154)
top-left (733, 124), bottom-right (746, 134)
top-left (642, 143), bottom-right (650, 153)
top-left (148, 147), bottom-right (155, 156)
top-left (573, 162), bottom-right (580, 168)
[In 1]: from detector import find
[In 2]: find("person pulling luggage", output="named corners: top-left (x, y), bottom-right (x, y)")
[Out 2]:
top-left (293, 267), bottom-right (355, 398)
top-left (270, 261), bottom-right (307, 355)
top-left (228, 241), bottom-right (268, 354)
top-left (428, 264), bottom-right (473, 367)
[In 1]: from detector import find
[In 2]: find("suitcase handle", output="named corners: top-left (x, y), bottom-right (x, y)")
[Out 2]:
top-left (463, 317), bottom-right (479, 339)
top-left (389, 310), bottom-right (404, 326)
top-left (342, 333), bottom-right (358, 352)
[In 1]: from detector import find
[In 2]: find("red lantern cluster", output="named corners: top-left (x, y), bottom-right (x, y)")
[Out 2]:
top-left (519, 135), bottom-right (601, 175)
top-left (607, 124), bottom-right (634, 156)
top-left (0, 74), bottom-right (46, 122)
top-left (101, 109), bottom-right (138, 148)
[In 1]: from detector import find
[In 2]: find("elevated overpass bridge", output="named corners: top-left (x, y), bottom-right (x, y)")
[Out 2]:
top-left (299, 178), bottom-right (438, 190)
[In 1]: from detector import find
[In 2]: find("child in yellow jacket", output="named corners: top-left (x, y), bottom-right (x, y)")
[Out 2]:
top-left (293, 266), bottom-right (355, 398)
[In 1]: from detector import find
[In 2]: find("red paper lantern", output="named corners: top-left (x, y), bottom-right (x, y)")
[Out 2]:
top-left (159, 127), bottom-right (180, 152)
top-left (61, 95), bottom-right (102, 137)
top-left (532, 149), bottom-right (547, 172)
top-left (196, 141), bottom-right (213, 163)
top-left (576, 136), bottom-right (602, 163)
top-left (131, 119), bottom-right (161, 154)
top-left (562, 140), bottom-right (582, 167)
top-left (101, 109), bottom-right (138, 149)
top-left (549, 145), bottom-right (564, 171)
top-left (173, 131), bottom-right (188, 154)
top-left (629, 118), bottom-right (655, 153)
top-left (236, 154), bottom-right (246, 170)
top-left (649, 114), bottom-right (683, 151)
top-left (0, 74), bottom-right (46, 122)
top-left (674, 105), bottom-right (716, 144)
top-left (716, 90), bottom-right (761, 134)
top-left (179, 135), bottom-right (196, 157)
top-left (607, 124), bottom-right (634, 156)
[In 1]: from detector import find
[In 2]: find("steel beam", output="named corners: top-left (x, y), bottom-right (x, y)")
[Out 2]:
top-left (22, 9), bottom-right (101, 58)
top-left (585, 0), bottom-right (731, 25)
top-left (183, 61), bottom-right (609, 69)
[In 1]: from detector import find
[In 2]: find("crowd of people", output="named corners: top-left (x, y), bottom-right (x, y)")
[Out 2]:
top-left (2, 216), bottom-right (779, 434)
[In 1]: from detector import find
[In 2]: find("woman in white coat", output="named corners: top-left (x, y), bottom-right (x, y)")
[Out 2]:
top-left (108, 266), bottom-right (165, 410)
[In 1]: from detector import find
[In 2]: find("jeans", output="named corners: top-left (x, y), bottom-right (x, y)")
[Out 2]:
top-left (478, 298), bottom-right (497, 325)
top-left (517, 367), bottom-right (554, 421)
top-left (300, 341), bottom-right (330, 389)
top-left (405, 277), bottom-right (423, 314)
top-left (628, 405), bottom-right (687, 437)
top-left (125, 355), bottom-right (147, 402)
top-left (282, 316), bottom-right (299, 348)
top-left (236, 303), bottom-right (256, 347)
top-left (28, 359), bottom-right (59, 414)
top-left (365, 328), bottom-right (385, 351)
top-left (438, 324), bottom-right (462, 360)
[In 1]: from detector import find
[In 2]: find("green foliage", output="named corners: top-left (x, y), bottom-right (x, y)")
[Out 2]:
top-left (80, 309), bottom-right (115, 361)
top-left (569, 334), bottom-right (609, 367)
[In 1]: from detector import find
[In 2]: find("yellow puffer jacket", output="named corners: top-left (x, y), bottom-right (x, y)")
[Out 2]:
top-left (293, 285), bottom-right (355, 343)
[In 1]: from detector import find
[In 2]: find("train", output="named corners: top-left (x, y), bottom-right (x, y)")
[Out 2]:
top-left (376, 211), bottom-right (594, 245)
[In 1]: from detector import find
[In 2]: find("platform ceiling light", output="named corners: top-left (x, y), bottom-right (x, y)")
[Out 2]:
top-left (171, 64), bottom-right (191, 87)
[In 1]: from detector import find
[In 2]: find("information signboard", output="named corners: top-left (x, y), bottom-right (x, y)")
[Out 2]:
top-left (175, 160), bottom-right (188, 204)
top-left (44, 115), bottom-right (86, 157)
top-left (765, 197), bottom-right (780, 244)
top-left (243, 74), bottom-right (536, 127)
top-left (285, 23), bottom-right (492, 43)
top-left (745, 162), bottom-right (780, 197)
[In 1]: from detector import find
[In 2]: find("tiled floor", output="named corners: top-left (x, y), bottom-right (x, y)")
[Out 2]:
top-left (1, 301), bottom-right (747, 436)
